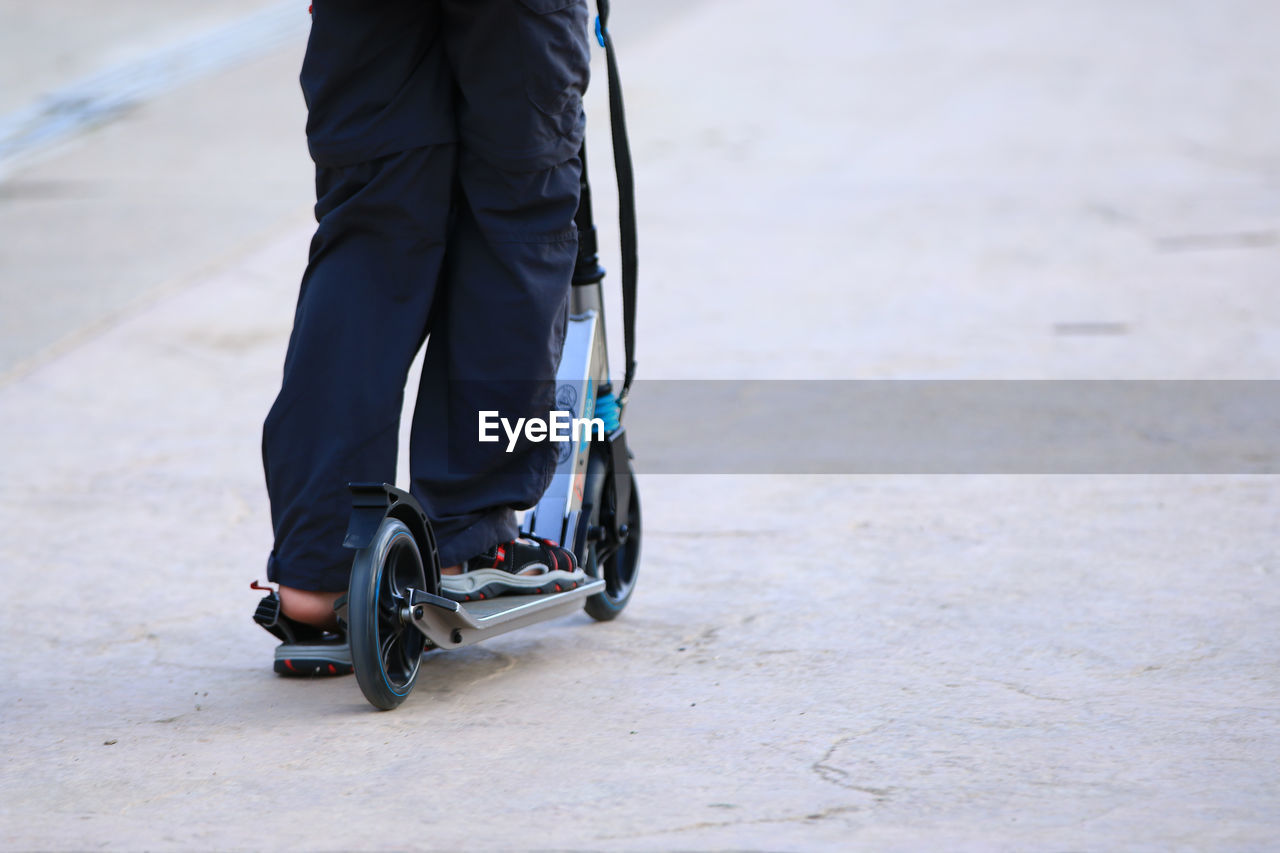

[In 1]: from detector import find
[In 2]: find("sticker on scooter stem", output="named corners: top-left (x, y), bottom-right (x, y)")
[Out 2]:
top-left (556, 384), bottom-right (578, 411)
top-left (554, 384), bottom-right (580, 463)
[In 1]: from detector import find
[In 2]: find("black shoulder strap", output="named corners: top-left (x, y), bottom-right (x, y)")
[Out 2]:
top-left (594, 0), bottom-right (638, 407)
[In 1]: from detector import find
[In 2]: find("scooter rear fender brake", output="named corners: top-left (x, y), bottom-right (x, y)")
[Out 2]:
top-left (342, 482), bottom-right (442, 596)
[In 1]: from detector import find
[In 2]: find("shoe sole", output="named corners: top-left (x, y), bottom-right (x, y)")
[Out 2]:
top-left (439, 567), bottom-right (588, 602)
top-left (274, 642), bottom-right (354, 677)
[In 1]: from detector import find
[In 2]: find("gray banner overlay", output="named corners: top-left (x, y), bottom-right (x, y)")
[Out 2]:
top-left (611, 381), bottom-right (1280, 473)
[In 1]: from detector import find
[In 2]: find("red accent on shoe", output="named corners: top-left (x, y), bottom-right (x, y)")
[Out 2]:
top-left (327, 664), bottom-right (336, 675)
top-left (554, 584), bottom-right (562, 592)
top-left (284, 659), bottom-right (296, 672)
top-left (250, 580), bottom-right (273, 591)
top-left (478, 593), bottom-right (486, 600)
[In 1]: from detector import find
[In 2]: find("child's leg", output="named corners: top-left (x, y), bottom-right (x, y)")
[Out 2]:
top-left (408, 0), bottom-right (590, 568)
top-left (277, 587), bottom-right (344, 630)
top-left (262, 146), bottom-right (456, 619)
top-left (262, 0), bottom-right (459, 625)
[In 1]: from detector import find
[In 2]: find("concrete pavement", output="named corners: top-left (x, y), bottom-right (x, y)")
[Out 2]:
top-left (2, 1), bottom-right (1279, 849)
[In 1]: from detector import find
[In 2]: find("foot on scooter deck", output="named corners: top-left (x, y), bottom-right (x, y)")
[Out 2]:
top-left (408, 580), bottom-right (606, 650)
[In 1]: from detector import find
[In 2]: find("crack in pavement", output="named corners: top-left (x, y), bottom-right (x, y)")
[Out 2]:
top-left (979, 678), bottom-right (1071, 703)
top-left (812, 727), bottom-right (895, 800)
top-left (596, 803), bottom-right (863, 840)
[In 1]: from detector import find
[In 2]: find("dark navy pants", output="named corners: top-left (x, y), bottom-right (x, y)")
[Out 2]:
top-left (263, 0), bottom-right (590, 591)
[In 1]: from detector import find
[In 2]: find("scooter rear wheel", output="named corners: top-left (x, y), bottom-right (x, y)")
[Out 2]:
top-left (348, 517), bottom-right (428, 710)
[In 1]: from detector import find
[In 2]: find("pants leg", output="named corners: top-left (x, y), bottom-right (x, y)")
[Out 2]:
top-left (263, 0), bottom-right (455, 592)
top-left (263, 146), bottom-right (456, 592)
top-left (408, 0), bottom-right (591, 565)
top-left (409, 154), bottom-right (584, 566)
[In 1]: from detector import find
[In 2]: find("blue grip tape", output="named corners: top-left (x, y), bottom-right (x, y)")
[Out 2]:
top-left (595, 16), bottom-right (606, 47)
top-left (594, 391), bottom-right (621, 434)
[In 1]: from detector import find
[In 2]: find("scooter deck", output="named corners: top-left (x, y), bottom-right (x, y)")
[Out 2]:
top-left (408, 579), bottom-right (605, 650)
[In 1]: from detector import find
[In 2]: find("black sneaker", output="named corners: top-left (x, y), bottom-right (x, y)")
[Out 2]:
top-left (439, 538), bottom-right (587, 602)
top-left (252, 587), bottom-right (353, 677)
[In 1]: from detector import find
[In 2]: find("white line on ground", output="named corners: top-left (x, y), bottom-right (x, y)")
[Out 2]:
top-left (0, 0), bottom-right (309, 179)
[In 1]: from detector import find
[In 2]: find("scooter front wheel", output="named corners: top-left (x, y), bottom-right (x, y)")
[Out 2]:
top-left (348, 517), bottom-right (428, 710)
top-left (580, 451), bottom-right (641, 622)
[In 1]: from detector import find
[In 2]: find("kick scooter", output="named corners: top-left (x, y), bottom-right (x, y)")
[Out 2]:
top-left (341, 4), bottom-right (640, 711)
